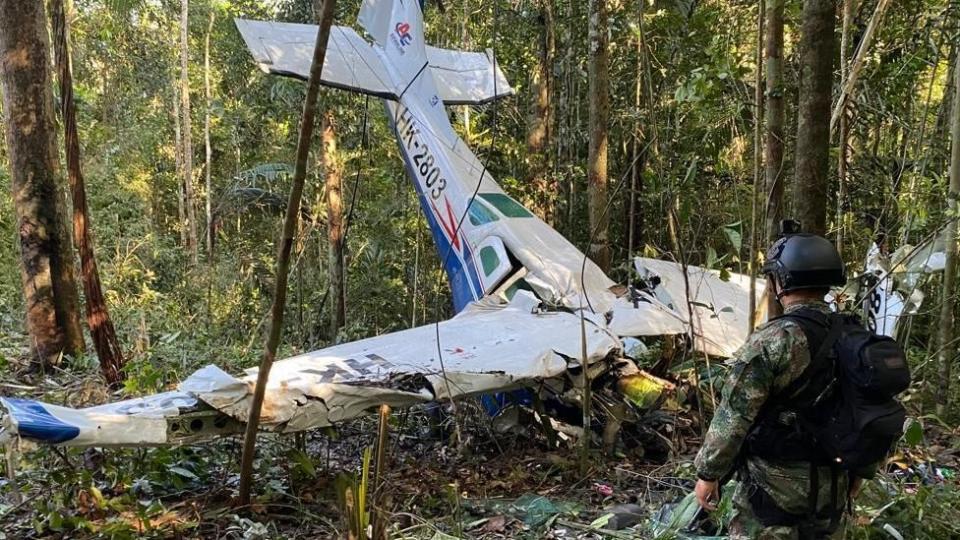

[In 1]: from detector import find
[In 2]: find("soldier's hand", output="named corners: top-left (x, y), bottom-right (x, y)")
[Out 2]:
top-left (695, 479), bottom-right (720, 511)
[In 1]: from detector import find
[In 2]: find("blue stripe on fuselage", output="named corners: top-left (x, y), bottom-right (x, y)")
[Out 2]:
top-left (384, 102), bottom-right (482, 313)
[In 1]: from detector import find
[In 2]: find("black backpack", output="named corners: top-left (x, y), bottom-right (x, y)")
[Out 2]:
top-left (745, 308), bottom-right (911, 470)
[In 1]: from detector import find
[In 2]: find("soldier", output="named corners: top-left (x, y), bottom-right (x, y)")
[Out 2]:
top-left (693, 231), bottom-right (876, 539)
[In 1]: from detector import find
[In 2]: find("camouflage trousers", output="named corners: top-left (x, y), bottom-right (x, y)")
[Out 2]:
top-left (727, 480), bottom-right (845, 540)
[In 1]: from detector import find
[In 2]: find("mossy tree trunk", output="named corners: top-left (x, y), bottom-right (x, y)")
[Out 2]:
top-left (793, 0), bottom-right (836, 236)
top-left (587, 0), bottom-right (610, 273)
top-left (322, 110), bottom-right (345, 337)
top-left (0, 0), bottom-right (84, 366)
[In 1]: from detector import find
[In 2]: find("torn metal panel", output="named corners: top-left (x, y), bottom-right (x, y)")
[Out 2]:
top-left (606, 293), bottom-right (689, 338)
top-left (633, 258), bottom-right (765, 357)
top-left (185, 296), bottom-right (619, 431)
top-left (861, 237), bottom-right (947, 338)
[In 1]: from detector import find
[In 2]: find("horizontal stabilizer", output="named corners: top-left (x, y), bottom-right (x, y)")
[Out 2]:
top-left (234, 18), bottom-right (513, 104)
top-left (426, 46), bottom-right (512, 105)
top-left (236, 19), bottom-right (396, 99)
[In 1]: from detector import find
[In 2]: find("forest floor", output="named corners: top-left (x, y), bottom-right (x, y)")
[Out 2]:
top-left (1, 365), bottom-right (960, 539)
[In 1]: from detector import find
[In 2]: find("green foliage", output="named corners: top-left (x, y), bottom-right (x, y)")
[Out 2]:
top-left (336, 446), bottom-right (372, 539)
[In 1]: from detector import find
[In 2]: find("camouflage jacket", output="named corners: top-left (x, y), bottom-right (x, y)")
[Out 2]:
top-left (694, 301), bottom-right (875, 514)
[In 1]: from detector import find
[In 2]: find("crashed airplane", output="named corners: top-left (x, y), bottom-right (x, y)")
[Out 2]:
top-left (0, 0), bottom-right (927, 450)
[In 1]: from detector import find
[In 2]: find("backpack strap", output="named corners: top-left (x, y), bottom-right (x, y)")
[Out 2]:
top-left (768, 310), bottom-right (841, 406)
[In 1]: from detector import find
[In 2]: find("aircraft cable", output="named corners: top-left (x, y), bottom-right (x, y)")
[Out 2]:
top-left (341, 94), bottom-right (370, 246)
top-left (329, 20), bottom-right (501, 176)
top-left (429, 0), bottom-right (502, 443)
top-left (314, 0), bottom-right (507, 427)
top-left (574, 144), bottom-right (654, 450)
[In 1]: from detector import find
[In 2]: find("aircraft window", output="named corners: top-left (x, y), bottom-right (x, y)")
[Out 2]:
top-left (479, 245), bottom-right (500, 274)
top-left (468, 199), bottom-right (500, 226)
top-left (479, 193), bottom-right (534, 218)
top-left (503, 278), bottom-right (534, 301)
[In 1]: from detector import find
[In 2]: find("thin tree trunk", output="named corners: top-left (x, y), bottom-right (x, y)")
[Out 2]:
top-left (172, 82), bottom-right (187, 248)
top-left (836, 0), bottom-right (856, 256)
top-left (527, 0), bottom-right (555, 225)
top-left (793, 0), bottom-right (836, 237)
top-left (936, 49), bottom-right (960, 415)
top-left (237, 0), bottom-right (336, 507)
top-left (52, 0), bottom-right (124, 385)
top-left (935, 43), bottom-right (958, 167)
top-left (749, 0), bottom-right (765, 330)
top-left (764, 0), bottom-right (785, 319)
top-left (587, 0), bottom-right (610, 273)
top-left (180, 0), bottom-right (199, 265)
top-left (460, 0), bottom-right (470, 140)
top-left (626, 0), bottom-right (646, 261)
top-left (322, 110), bottom-right (346, 337)
top-left (830, 0), bottom-right (892, 132)
top-left (0, 0), bottom-right (84, 365)
top-left (204, 7), bottom-right (214, 260)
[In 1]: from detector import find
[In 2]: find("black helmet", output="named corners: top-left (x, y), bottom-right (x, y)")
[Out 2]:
top-left (761, 233), bottom-right (845, 294)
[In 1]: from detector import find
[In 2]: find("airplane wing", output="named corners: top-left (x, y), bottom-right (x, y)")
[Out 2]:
top-left (0, 293), bottom-right (619, 447)
top-left (234, 18), bottom-right (513, 105)
top-left (631, 258), bottom-right (764, 358)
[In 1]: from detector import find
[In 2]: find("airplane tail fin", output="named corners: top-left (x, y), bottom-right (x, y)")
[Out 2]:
top-left (360, 0), bottom-right (429, 96)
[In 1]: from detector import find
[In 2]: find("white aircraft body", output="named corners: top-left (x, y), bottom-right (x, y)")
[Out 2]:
top-left (0, 0), bottom-right (772, 448)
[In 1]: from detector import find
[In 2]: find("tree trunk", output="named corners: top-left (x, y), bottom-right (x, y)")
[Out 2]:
top-left (626, 3), bottom-right (645, 260)
top-left (587, 0), bottom-right (610, 273)
top-left (836, 0), bottom-right (856, 256)
top-left (935, 43), bottom-right (958, 167)
top-left (237, 0), bottom-right (336, 506)
top-left (793, 0), bottom-right (836, 237)
top-left (0, 0), bottom-right (84, 365)
top-left (51, 0), bottom-right (125, 385)
top-left (936, 49), bottom-right (960, 415)
top-left (527, 0), bottom-right (555, 225)
top-left (322, 110), bottom-right (346, 337)
top-left (204, 7), bottom-right (214, 260)
top-left (764, 0), bottom-right (786, 319)
top-left (180, 0), bottom-right (199, 265)
top-left (172, 82), bottom-right (187, 248)
top-left (749, 0), bottom-right (765, 329)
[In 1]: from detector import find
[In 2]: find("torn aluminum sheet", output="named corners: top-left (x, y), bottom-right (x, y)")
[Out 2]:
top-left (631, 257), bottom-right (765, 358)
top-left (0, 295), bottom-right (619, 446)
top-left (860, 234), bottom-right (949, 338)
top-left (182, 293), bottom-right (619, 432)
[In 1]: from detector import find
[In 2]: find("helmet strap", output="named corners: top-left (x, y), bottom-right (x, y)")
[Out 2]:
top-left (771, 275), bottom-right (788, 301)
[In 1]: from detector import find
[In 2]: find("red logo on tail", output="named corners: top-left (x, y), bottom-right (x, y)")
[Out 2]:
top-left (394, 22), bottom-right (412, 46)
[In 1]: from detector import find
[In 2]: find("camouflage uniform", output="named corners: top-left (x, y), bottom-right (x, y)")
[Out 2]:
top-left (694, 301), bottom-right (871, 539)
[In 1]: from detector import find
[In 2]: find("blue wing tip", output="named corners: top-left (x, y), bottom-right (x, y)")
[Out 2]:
top-left (1, 397), bottom-right (80, 444)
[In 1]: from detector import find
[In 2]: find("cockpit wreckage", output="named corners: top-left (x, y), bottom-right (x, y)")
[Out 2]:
top-left (0, 0), bottom-right (946, 451)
